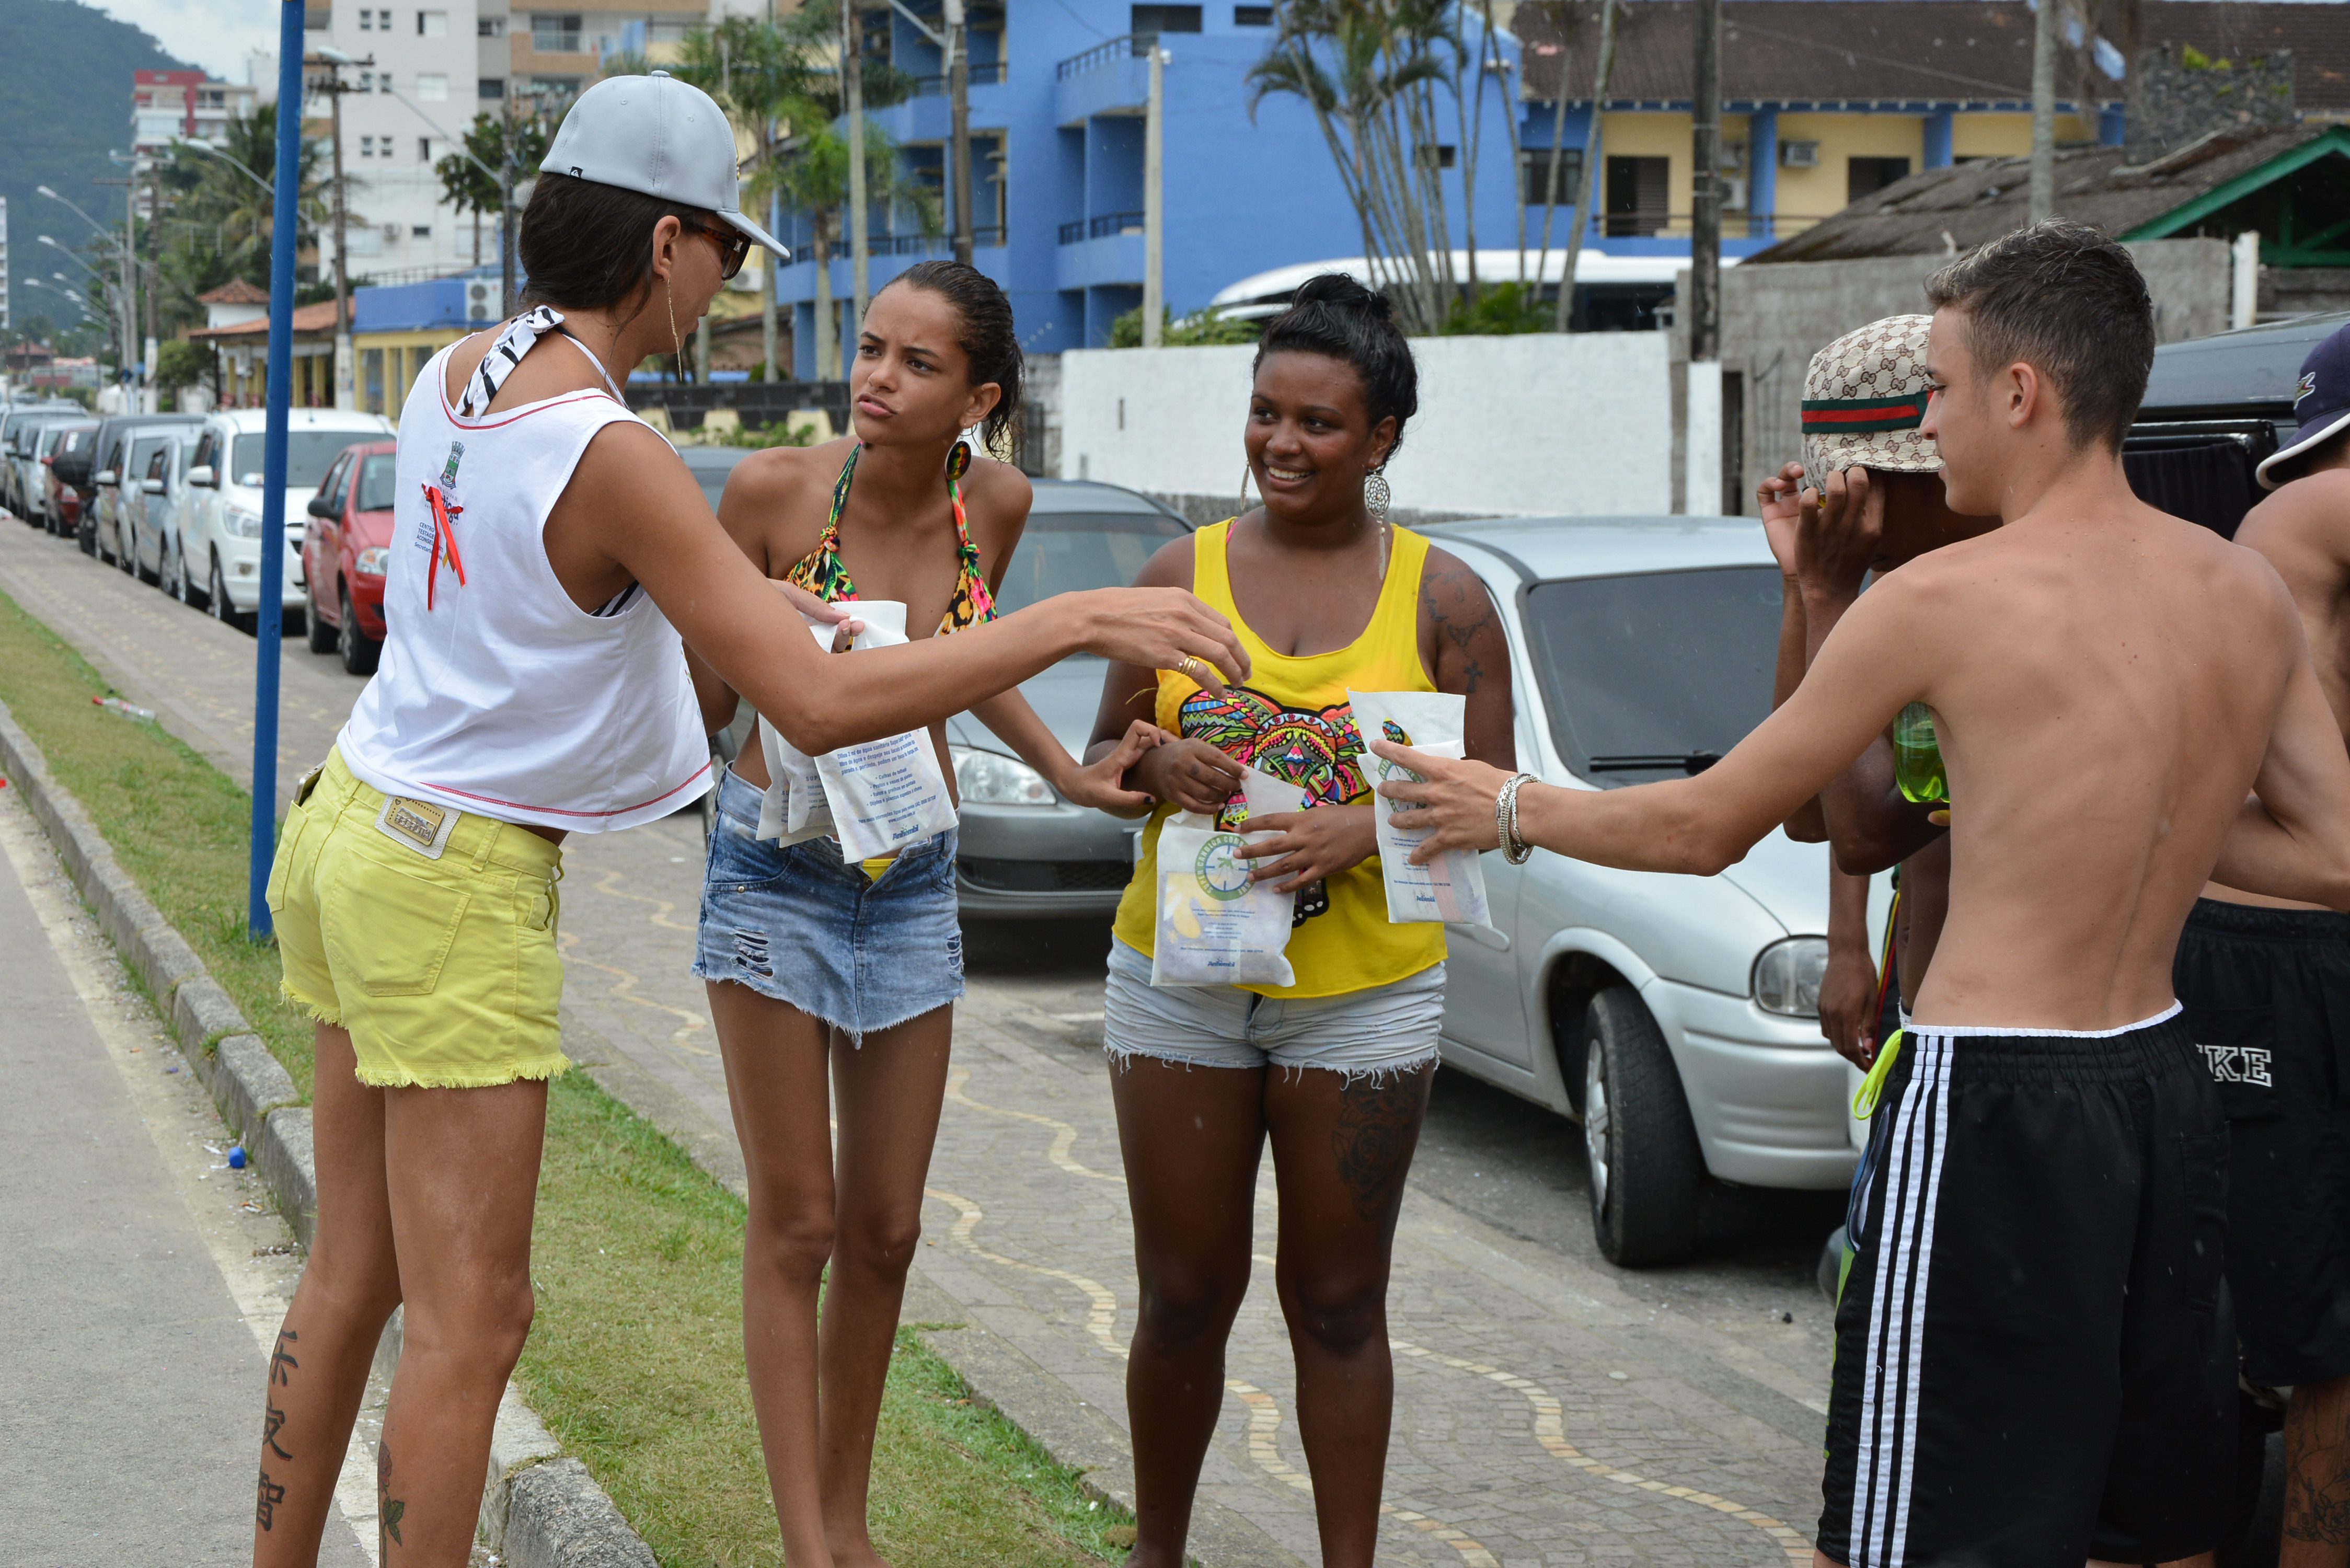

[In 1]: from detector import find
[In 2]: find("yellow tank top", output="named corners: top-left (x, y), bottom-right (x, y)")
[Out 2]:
top-left (1110, 519), bottom-right (1446, 998)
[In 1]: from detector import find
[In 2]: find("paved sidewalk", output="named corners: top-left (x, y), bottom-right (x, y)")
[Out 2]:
top-left (0, 764), bottom-right (370, 1565)
top-left (1, 521), bottom-right (1839, 1564)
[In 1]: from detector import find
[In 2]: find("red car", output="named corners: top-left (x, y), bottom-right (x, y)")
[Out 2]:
top-left (302, 439), bottom-right (395, 674)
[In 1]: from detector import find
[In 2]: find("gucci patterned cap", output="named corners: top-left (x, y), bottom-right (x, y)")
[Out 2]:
top-left (1802, 314), bottom-right (1940, 482)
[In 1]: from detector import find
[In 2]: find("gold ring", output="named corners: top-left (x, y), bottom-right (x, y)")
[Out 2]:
top-left (1178, 655), bottom-right (1201, 677)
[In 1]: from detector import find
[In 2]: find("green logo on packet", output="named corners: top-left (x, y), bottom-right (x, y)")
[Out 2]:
top-left (1195, 833), bottom-right (1251, 901)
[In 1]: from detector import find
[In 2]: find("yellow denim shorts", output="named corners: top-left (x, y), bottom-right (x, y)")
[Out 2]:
top-left (268, 748), bottom-right (569, 1089)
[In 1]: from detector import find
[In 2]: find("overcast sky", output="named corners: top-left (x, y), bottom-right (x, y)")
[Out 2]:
top-left (93, 0), bottom-right (278, 84)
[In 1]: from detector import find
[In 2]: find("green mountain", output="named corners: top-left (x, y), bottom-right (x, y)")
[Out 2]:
top-left (1, 0), bottom-right (189, 347)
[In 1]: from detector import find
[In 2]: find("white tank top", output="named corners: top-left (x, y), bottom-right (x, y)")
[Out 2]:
top-left (337, 338), bottom-right (710, 833)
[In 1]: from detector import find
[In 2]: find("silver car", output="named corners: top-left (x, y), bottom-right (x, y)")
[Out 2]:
top-left (1421, 516), bottom-right (1859, 1266)
top-left (944, 479), bottom-right (1191, 918)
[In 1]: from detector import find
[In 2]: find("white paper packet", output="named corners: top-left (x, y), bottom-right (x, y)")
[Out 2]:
top-left (807, 602), bottom-right (961, 862)
top-left (1350, 688), bottom-right (1492, 927)
top-left (755, 615), bottom-right (845, 846)
top-left (1150, 768), bottom-right (1308, 988)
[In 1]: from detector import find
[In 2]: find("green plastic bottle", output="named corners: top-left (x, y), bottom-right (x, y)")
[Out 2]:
top-left (1893, 702), bottom-right (1948, 805)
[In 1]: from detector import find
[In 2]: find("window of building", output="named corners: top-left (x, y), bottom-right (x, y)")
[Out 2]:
top-left (377, 9), bottom-right (393, 27)
top-left (418, 136), bottom-right (432, 160)
top-left (358, 69), bottom-right (375, 91)
top-left (1416, 143), bottom-right (1457, 170)
top-left (1847, 156), bottom-right (1912, 203)
top-left (418, 7), bottom-right (446, 33)
top-left (417, 72), bottom-right (448, 100)
top-left (1234, 4), bottom-right (1271, 22)
top-left (359, 133), bottom-right (376, 157)
top-left (532, 13), bottom-right (582, 52)
top-left (1603, 154), bottom-right (1669, 237)
top-left (358, 7), bottom-right (371, 25)
top-left (1520, 147), bottom-right (1583, 205)
top-left (647, 18), bottom-right (693, 43)
top-left (1131, 5), bottom-right (1202, 37)
top-left (479, 14), bottom-right (505, 34)
top-left (411, 224), bottom-right (432, 237)
top-left (479, 76), bottom-right (506, 97)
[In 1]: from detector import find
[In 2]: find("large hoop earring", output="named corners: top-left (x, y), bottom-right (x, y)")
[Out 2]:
top-left (1364, 468), bottom-right (1391, 524)
top-left (1238, 460), bottom-right (1253, 513)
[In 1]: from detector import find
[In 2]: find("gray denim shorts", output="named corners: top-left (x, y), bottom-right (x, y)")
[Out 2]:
top-left (693, 767), bottom-right (963, 1042)
top-left (1101, 938), bottom-right (1445, 1080)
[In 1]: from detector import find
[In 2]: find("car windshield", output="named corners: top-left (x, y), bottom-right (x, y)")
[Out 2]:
top-left (1523, 566), bottom-right (1785, 787)
top-left (992, 511), bottom-right (1189, 621)
top-left (232, 432), bottom-right (370, 489)
top-left (356, 454), bottom-right (399, 512)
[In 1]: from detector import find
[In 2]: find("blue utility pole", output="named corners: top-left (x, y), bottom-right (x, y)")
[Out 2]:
top-left (249, 1), bottom-right (305, 939)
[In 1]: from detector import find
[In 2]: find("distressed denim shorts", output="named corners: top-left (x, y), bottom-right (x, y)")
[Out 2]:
top-left (693, 767), bottom-right (964, 1042)
top-left (1101, 939), bottom-right (1445, 1080)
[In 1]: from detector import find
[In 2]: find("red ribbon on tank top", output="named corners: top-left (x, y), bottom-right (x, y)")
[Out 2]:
top-left (422, 484), bottom-right (467, 609)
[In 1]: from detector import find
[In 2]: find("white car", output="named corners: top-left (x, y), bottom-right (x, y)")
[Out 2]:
top-left (177, 407), bottom-right (393, 631)
top-left (1422, 516), bottom-right (1871, 1266)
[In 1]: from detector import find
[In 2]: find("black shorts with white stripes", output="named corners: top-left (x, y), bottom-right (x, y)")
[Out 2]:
top-left (1818, 1007), bottom-right (2236, 1567)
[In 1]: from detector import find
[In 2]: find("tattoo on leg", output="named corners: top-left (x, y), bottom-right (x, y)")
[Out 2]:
top-left (263, 1401), bottom-right (294, 1461)
top-left (1330, 1071), bottom-right (1426, 1221)
top-left (269, 1327), bottom-right (299, 1386)
top-left (257, 1468), bottom-right (287, 1530)
top-left (2286, 1469), bottom-right (2350, 1544)
top-left (378, 1444), bottom-right (406, 1552)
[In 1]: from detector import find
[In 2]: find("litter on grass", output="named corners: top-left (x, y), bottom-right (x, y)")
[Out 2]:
top-left (93, 696), bottom-right (156, 722)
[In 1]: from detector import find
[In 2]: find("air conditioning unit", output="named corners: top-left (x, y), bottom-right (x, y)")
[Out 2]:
top-left (465, 279), bottom-right (497, 322)
top-left (1720, 174), bottom-right (1749, 211)
top-left (1781, 140), bottom-right (1820, 169)
top-left (381, 222), bottom-right (402, 241)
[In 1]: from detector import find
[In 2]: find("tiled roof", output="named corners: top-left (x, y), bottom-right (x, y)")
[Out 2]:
top-left (198, 279), bottom-right (270, 305)
top-left (1515, 1), bottom-right (2349, 111)
top-left (190, 299), bottom-right (343, 339)
top-left (1742, 121), bottom-right (2315, 261)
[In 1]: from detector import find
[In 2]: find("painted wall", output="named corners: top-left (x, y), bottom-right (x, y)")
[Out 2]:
top-left (1769, 112), bottom-right (1926, 228)
top-left (1058, 333), bottom-right (1675, 517)
top-left (1951, 110), bottom-right (2095, 160)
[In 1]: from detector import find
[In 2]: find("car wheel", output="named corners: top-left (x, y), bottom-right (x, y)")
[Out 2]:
top-left (210, 555), bottom-right (252, 634)
top-left (1583, 986), bottom-right (1703, 1267)
top-left (337, 585), bottom-right (379, 674)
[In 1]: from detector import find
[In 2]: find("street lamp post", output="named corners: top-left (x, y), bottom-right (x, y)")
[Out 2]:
top-left (174, 136), bottom-right (275, 199)
top-left (36, 183), bottom-right (136, 401)
top-left (310, 47), bottom-right (373, 409)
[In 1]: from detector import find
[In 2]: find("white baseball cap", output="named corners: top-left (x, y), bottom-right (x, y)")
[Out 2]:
top-left (540, 69), bottom-right (789, 259)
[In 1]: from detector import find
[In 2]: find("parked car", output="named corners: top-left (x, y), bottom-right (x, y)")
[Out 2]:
top-left (941, 479), bottom-right (1193, 918)
top-left (89, 415), bottom-right (203, 563)
top-left (302, 440), bottom-right (397, 674)
top-left (1401, 515), bottom-right (1850, 1267)
top-left (122, 436), bottom-right (194, 588)
top-left (176, 407), bottom-right (393, 632)
top-left (2, 405), bottom-right (80, 517)
top-left (42, 421), bottom-right (102, 536)
top-left (15, 417), bottom-right (82, 528)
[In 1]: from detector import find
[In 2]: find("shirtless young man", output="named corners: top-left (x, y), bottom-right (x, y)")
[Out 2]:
top-left (2174, 322), bottom-right (2350, 1568)
top-left (1376, 222), bottom-right (2350, 1566)
top-left (1757, 317), bottom-right (1997, 1068)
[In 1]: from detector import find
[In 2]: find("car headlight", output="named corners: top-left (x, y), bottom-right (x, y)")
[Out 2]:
top-left (223, 505), bottom-right (263, 539)
top-left (950, 745), bottom-right (1055, 806)
top-left (355, 547), bottom-right (389, 577)
top-left (1752, 936), bottom-right (1830, 1018)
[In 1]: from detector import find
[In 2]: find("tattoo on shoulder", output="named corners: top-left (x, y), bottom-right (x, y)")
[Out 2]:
top-left (1330, 1068), bottom-right (1432, 1221)
top-left (1421, 558), bottom-right (1496, 693)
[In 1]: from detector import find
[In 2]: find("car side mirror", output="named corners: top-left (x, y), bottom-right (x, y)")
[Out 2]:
top-left (95, 468), bottom-right (118, 487)
top-left (306, 493), bottom-right (340, 520)
top-left (187, 465), bottom-right (216, 488)
top-left (143, 478), bottom-right (166, 495)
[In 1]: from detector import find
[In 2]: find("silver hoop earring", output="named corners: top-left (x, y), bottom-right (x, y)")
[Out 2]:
top-left (1364, 469), bottom-right (1391, 523)
top-left (1239, 462), bottom-right (1253, 512)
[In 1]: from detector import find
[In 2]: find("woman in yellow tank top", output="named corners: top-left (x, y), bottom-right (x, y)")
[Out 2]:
top-left (1085, 274), bottom-right (1517, 1568)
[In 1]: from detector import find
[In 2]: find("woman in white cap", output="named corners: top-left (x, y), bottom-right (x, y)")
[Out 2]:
top-left (249, 71), bottom-right (1244, 1567)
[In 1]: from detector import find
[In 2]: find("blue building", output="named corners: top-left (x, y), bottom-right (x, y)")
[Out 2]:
top-left (773, 1), bottom-right (2306, 368)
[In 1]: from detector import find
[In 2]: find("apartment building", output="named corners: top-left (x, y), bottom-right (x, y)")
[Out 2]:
top-left (304, 0), bottom-right (486, 280)
top-left (131, 70), bottom-right (261, 220)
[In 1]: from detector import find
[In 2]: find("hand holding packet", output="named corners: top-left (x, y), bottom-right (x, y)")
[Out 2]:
top-left (1351, 688), bottom-right (1492, 926)
top-left (757, 613), bottom-right (845, 846)
top-left (1150, 767), bottom-right (1308, 988)
top-left (807, 602), bottom-right (961, 862)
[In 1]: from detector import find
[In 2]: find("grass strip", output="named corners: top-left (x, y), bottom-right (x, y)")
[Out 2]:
top-left (0, 582), bottom-right (1129, 1565)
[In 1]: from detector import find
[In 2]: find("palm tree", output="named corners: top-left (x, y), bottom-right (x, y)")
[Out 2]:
top-left (760, 109), bottom-right (942, 378)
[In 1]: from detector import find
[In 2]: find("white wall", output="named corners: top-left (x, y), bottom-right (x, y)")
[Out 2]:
top-left (1058, 332), bottom-right (1675, 518)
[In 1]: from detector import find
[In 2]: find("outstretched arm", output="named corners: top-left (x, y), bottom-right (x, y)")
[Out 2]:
top-left (1376, 569), bottom-right (1923, 873)
top-left (1758, 462), bottom-right (1826, 843)
top-left (2209, 640), bottom-right (2350, 910)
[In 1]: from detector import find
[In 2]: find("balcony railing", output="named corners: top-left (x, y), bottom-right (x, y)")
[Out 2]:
top-left (909, 60), bottom-right (1008, 94)
top-left (1056, 34), bottom-right (1150, 79)
top-left (1058, 211), bottom-right (1145, 245)
top-left (858, 227), bottom-right (1006, 256)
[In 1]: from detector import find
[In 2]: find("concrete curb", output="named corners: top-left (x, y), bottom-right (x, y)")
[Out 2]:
top-left (0, 697), bottom-right (655, 1567)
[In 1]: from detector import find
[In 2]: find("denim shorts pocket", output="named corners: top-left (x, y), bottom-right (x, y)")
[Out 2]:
top-left (335, 856), bottom-right (475, 998)
top-left (706, 818), bottom-right (788, 893)
top-left (2175, 1130), bottom-right (2231, 1314)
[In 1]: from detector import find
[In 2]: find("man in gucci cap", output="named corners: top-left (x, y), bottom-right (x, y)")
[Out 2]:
top-left (1755, 315), bottom-right (1995, 1073)
top-left (2174, 316), bottom-right (2350, 1567)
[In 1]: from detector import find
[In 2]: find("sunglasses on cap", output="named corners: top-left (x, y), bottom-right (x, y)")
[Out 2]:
top-left (682, 216), bottom-right (751, 281)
